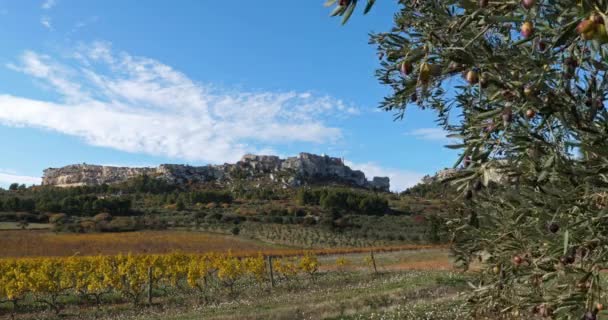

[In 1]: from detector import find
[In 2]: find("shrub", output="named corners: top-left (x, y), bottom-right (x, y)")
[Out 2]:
top-left (299, 187), bottom-right (389, 215)
top-left (190, 190), bottom-right (233, 204)
top-left (79, 220), bottom-right (97, 233)
top-left (175, 199), bottom-right (186, 211)
top-left (103, 216), bottom-right (138, 232)
top-left (220, 214), bottom-right (241, 224)
top-left (357, 196), bottom-right (389, 216)
top-left (295, 188), bottom-right (319, 206)
top-left (49, 213), bottom-right (68, 224)
top-left (205, 212), bottom-right (223, 221)
top-left (93, 212), bottom-right (112, 222)
top-left (231, 226), bottom-right (240, 235)
top-left (301, 216), bottom-right (317, 225)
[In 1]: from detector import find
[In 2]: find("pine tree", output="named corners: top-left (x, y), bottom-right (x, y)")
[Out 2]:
top-left (328, 0), bottom-right (608, 318)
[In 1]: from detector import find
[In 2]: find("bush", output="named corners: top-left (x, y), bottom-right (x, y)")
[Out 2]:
top-left (93, 212), bottom-right (112, 222)
top-left (313, 188), bottom-right (389, 215)
top-left (190, 190), bottom-right (233, 204)
top-left (231, 226), bottom-right (240, 235)
top-left (265, 206), bottom-right (288, 216)
top-left (49, 213), bottom-right (68, 224)
top-left (79, 220), bottom-right (97, 233)
top-left (358, 196), bottom-right (389, 216)
top-left (302, 216), bottom-right (317, 225)
top-left (238, 188), bottom-right (282, 200)
top-left (270, 216), bottom-right (283, 224)
top-left (288, 207), bottom-right (307, 217)
top-left (103, 216), bottom-right (138, 232)
top-left (175, 199), bottom-right (186, 211)
top-left (295, 189), bottom-right (319, 206)
top-left (220, 214), bottom-right (241, 224)
top-left (205, 212), bottom-right (223, 221)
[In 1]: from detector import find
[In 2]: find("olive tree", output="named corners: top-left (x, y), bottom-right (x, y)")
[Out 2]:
top-left (327, 0), bottom-right (608, 318)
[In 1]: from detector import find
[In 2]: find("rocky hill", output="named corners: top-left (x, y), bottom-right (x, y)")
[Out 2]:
top-left (42, 153), bottom-right (390, 191)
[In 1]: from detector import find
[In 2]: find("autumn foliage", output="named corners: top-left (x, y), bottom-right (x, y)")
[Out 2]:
top-left (0, 251), bottom-right (324, 312)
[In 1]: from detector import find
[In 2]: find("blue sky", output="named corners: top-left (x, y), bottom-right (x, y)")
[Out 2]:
top-left (0, 0), bottom-right (457, 191)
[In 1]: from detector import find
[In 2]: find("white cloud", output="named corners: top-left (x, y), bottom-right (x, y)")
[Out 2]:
top-left (345, 161), bottom-right (425, 192)
top-left (407, 127), bottom-right (451, 142)
top-left (41, 0), bottom-right (56, 10)
top-left (0, 42), bottom-right (351, 164)
top-left (40, 16), bottom-right (52, 30)
top-left (0, 171), bottom-right (41, 188)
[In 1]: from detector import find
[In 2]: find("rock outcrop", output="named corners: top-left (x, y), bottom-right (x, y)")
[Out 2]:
top-left (42, 153), bottom-right (391, 191)
top-left (421, 166), bottom-right (507, 186)
top-left (42, 165), bottom-right (157, 187)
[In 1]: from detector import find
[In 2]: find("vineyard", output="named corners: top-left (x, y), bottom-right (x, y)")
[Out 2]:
top-left (0, 251), bottom-right (324, 313)
top-left (0, 248), bottom-right (459, 319)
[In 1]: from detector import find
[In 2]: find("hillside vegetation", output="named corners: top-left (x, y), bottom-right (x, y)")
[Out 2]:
top-left (0, 176), bottom-right (457, 246)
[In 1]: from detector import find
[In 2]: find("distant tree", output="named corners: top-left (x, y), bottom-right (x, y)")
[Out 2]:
top-left (19, 198), bottom-right (36, 212)
top-left (4, 197), bottom-right (20, 211)
top-left (231, 226), bottom-right (240, 236)
top-left (320, 190), bottom-right (347, 211)
top-left (8, 183), bottom-right (19, 191)
top-left (295, 188), bottom-right (322, 205)
top-left (175, 198), bottom-right (186, 211)
top-left (358, 196), bottom-right (388, 216)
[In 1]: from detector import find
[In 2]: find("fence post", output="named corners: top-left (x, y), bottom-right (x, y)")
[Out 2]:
top-left (371, 250), bottom-right (378, 274)
top-left (267, 255), bottom-right (275, 289)
top-left (147, 266), bottom-right (153, 305)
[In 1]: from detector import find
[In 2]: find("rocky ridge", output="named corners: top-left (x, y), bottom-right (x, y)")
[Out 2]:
top-left (42, 153), bottom-right (390, 191)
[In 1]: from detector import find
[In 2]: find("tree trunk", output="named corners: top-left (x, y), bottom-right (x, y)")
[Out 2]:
top-left (147, 266), bottom-right (153, 305)
top-left (267, 256), bottom-right (275, 289)
top-left (371, 250), bottom-right (378, 274)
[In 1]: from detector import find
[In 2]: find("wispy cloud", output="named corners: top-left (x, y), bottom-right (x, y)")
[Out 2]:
top-left (69, 16), bottom-right (99, 36)
top-left (0, 171), bottom-right (41, 187)
top-left (41, 0), bottom-right (56, 10)
top-left (0, 42), bottom-right (354, 164)
top-left (40, 16), bottom-right (52, 30)
top-left (346, 161), bottom-right (425, 192)
top-left (407, 127), bottom-right (451, 142)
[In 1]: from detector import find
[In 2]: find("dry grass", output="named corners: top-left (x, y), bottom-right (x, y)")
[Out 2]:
top-left (0, 230), bottom-right (447, 258)
top-left (0, 222), bottom-right (52, 230)
top-left (0, 230), bottom-right (276, 257)
top-left (319, 248), bottom-right (453, 272)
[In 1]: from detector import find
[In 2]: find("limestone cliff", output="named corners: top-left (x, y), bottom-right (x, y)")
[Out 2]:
top-left (42, 153), bottom-right (391, 191)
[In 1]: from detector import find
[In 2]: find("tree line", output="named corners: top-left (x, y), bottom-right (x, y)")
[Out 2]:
top-left (296, 187), bottom-right (389, 216)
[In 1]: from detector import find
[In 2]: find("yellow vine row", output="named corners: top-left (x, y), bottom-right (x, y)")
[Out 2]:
top-left (0, 251), bottom-right (320, 305)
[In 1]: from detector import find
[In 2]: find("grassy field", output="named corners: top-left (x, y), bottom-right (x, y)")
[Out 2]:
top-left (116, 270), bottom-right (468, 320)
top-left (318, 249), bottom-right (453, 272)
